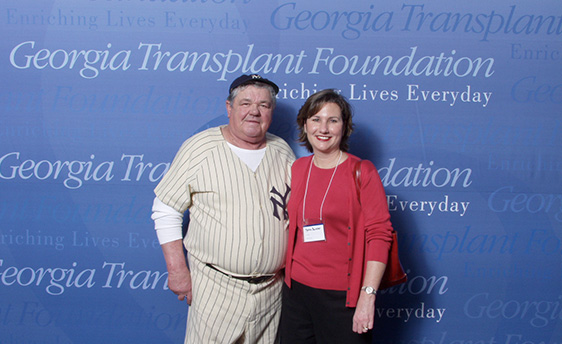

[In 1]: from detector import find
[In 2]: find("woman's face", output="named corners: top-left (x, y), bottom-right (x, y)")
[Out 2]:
top-left (304, 102), bottom-right (344, 155)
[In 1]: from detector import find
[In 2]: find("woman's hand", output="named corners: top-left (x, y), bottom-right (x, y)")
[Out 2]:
top-left (353, 261), bottom-right (385, 333)
top-left (352, 292), bottom-right (376, 333)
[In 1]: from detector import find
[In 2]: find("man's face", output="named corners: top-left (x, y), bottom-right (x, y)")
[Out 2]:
top-left (226, 85), bottom-right (274, 145)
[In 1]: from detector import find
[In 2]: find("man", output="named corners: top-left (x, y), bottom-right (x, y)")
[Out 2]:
top-left (152, 74), bottom-right (295, 343)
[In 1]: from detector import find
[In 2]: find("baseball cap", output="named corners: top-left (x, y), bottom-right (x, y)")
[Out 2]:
top-left (229, 74), bottom-right (280, 95)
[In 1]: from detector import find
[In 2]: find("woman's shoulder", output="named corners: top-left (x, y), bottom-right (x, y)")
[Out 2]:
top-left (347, 153), bottom-right (378, 176)
top-left (292, 155), bottom-right (313, 170)
top-left (347, 153), bottom-right (374, 167)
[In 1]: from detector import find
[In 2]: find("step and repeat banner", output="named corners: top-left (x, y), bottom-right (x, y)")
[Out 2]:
top-left (1, 0), bottom-right (561, 343)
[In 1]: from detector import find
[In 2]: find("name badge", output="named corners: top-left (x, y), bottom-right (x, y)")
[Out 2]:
top-left (303, 223), bottom-right (326, 242)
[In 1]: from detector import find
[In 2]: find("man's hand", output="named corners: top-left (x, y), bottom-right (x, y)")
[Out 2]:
top-left (168, 265), bottom-right (193, 304)
top-left (161, 239), bottom-right (193, 304)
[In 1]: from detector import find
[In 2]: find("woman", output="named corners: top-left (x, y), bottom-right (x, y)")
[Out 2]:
top-left (281, 89), bottom-right (394, 343)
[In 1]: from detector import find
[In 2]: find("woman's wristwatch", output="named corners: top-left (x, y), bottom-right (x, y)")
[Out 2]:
top-left (361, 286), bottom-right (377, 295)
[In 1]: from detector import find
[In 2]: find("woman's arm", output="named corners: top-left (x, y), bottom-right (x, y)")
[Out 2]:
top-left (352, 260), bottom-right (386, 333)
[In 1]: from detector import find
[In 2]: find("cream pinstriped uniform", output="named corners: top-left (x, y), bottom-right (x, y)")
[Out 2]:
top-left (155, 126), bottom-right (295, 343)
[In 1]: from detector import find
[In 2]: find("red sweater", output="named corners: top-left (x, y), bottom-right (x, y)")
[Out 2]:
top-left (285, 154), bottom-right (393, 307)
top-left (291, 158), bottom-right (353, 290)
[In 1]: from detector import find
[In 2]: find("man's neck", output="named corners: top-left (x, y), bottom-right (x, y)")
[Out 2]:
top-left (221, 126), bottom-right (267, 150)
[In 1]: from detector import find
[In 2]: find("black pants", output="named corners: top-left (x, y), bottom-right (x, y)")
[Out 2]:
top-left (280, 280), bottom-right (373, 344)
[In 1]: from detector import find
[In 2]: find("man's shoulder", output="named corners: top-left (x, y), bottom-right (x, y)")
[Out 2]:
top-left (179, 126), bottom-right (224, 151)
top-left (188, 126), bottom-right (223, 141)
top-left (266, 132), bottom-right (295, 159)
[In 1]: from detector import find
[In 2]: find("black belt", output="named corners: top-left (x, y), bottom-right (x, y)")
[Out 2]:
top-left (206, 264), bottom-right (276, 284)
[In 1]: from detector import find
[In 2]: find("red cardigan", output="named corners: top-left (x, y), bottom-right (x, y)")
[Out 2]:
top-left (285, 154), bottom-right (393, 307)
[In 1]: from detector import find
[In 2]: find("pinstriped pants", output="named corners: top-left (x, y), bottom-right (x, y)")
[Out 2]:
top-left (185, 254), bottom-right (282, 344)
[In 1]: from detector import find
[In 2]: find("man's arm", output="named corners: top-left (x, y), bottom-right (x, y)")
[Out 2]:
top-left (152, 197), bottom-right (192, 304)
top-left (161, 239), bottom-right (193, 304)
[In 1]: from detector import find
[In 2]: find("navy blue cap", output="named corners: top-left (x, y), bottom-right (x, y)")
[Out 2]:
top-left (229, 74), bottom-right (279, 94)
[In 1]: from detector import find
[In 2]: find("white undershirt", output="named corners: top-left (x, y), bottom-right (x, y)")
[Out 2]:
top-left (226, 142), bottom-right (266, 172)
top-left (152, 144), bottom-right (266, 244)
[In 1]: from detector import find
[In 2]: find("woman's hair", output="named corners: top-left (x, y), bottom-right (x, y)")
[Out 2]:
top-left (296, 89), bottom-right (354, 153)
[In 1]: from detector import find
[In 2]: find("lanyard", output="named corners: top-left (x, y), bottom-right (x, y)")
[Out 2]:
top-left (302, 151), bottom-right (342, 222)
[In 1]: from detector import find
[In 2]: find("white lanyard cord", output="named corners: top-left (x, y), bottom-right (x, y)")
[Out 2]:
top-left (302, 150), bottom-right (343, 222)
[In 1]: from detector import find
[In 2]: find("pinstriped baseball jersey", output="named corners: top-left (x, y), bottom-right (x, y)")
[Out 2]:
top-left (155, 126), bottom-right (295, 276)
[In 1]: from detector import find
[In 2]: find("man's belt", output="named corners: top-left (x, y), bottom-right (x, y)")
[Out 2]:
top-left (206, 264), bottom-right (276, 284)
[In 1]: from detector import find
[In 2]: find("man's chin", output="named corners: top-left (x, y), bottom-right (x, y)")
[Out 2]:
top-left (246, 134), bottom-right (266, 142)
top-left (243, 128), bottom-right (266, 138)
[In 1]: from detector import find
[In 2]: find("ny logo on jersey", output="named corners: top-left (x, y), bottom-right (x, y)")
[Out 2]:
top-left (270, 184), bottom-right (290, 221)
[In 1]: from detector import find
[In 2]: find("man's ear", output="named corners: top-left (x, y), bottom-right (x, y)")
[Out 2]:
top-left (226, 100), bottom-right (231, 118)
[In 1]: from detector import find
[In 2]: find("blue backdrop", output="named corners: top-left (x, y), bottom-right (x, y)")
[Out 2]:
top-left (1, 1), bottom-right (561, 343)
